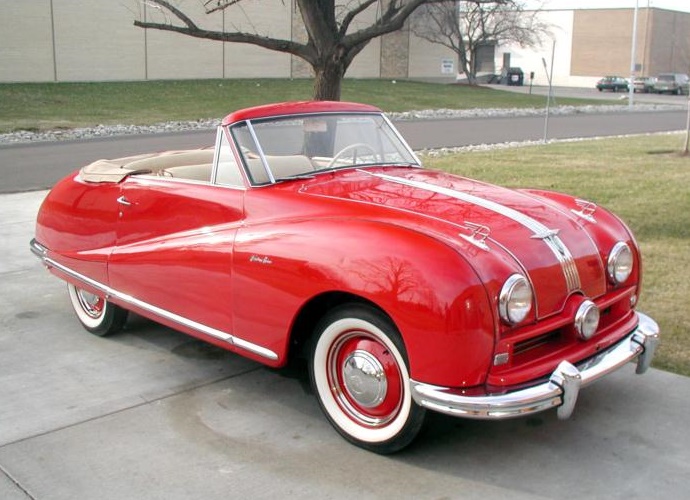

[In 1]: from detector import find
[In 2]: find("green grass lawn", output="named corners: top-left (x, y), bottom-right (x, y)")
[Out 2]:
top-left (0, 78), bottom-right (614, 133)
top-left (423, 133), bottom-right (690, 377)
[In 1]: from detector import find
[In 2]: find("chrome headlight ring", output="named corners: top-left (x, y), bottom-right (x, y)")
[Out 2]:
top-left (574, 300), bottom-right (600, 340)
top-left (499, 274), bottom-right (533, 325)
top-left (607, 242), bottom-right (633, 285)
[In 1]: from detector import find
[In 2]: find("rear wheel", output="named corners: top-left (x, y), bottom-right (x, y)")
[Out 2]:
top-left (67, 284), bottom-right (128, 336)
top-left (309, 304), bottom-right (425, 454)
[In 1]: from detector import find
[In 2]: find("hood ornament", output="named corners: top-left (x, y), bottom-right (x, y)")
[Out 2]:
top-left (531, 228), bottom-right (560, 240)
top-left (572, 199), bottom-right (598, 223)
top-left (459, 222), bottom-right (491, 251)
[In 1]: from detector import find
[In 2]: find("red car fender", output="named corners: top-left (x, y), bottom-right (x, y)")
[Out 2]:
top-left (232, 218), bottom-right (496, 388)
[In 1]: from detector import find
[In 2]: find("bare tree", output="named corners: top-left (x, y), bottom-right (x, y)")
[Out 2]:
top-left (412, 0), bottom-right (549, 85)
top-left (133, 0), bottom-right (440, 100)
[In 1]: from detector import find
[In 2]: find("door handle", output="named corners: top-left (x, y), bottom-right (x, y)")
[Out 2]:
top-left (116, 195), bottom-right (133, 206)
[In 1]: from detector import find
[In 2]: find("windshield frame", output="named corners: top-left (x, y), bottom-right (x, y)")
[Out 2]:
top-left (227, 111), bottom-right (422, 186)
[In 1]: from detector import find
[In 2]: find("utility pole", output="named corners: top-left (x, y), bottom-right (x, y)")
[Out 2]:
top-left (628, 0), bottom-right (639, 109)
top-left (542, 39), bottom-right (556, 143)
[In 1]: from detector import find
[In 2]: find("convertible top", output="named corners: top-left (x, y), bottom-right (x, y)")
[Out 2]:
top-left (79, 149), bottom-right (215, 183)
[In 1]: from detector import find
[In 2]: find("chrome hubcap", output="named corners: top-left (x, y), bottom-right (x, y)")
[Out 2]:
top-left (342, 350), bottom-right (387, 408)
top-left (76, 289), bottom-right (103, 319)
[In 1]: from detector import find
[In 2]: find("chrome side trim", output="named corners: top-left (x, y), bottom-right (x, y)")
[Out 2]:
top-left (371, 173), bottom-right (582, 291)
top-left (30, 238), bottom-right (47, 259)
top-left (29, 240), bottom-right (278, 361)
top-left (411, 312), bottom-right (659, 420)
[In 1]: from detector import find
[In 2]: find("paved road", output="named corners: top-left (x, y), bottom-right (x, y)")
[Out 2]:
top-left (1, 190), bottom-right (689, 499)
top-left (1, 109), bottom-right (687, 194)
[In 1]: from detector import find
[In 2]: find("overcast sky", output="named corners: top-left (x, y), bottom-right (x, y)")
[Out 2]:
top-left (530, 0), bottom-right (690, 12)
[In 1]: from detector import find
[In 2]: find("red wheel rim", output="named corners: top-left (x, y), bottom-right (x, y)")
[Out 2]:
top-left (327, 330), bottom-right (404, 427)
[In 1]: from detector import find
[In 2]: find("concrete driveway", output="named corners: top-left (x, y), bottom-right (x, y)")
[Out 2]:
top-left (2, 191), bottom-right (689, 500)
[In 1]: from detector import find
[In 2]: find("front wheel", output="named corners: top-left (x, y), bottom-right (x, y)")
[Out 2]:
top-left (309, 304), bottom-right (425, 454)
top-left (67, 283), bottom-right (128, 336)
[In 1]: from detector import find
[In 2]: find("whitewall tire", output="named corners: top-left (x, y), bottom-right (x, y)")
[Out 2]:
top-left (309, 304), bottom-right (425, 453)
top-left (67, 283), bottom-right (128, 336)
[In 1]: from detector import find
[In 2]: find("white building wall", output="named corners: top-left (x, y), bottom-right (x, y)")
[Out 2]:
top-left (496, 10), bottom-right (599, 88)
top-left (145, 2), bottom-right (222, 80)
top-left (0, 0), bottom-right (452, 83)
top-left (0, 0), bottom-right (55, 82)
top-left (345, 4), bottom-right (381, 78)
top-left (408, 37), bottom-right (457, 79)
top-left (222, 2), bottom-right (291, 78)
top-left (52, 0), bottom-right (146, 81)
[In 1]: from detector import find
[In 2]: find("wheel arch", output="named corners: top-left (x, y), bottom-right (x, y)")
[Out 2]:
top-left (286, 291), bottom-right (392, 365)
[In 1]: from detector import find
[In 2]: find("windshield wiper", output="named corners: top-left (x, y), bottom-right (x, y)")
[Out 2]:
top-left (275, 173), bottom-right (317, 182)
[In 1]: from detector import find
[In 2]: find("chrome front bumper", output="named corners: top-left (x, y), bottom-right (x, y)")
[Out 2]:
top-left (410, 312), bottom-right (660, 420)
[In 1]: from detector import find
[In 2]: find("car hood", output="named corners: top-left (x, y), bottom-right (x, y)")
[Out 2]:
top-left (300, 167), bottom-right (611, 318)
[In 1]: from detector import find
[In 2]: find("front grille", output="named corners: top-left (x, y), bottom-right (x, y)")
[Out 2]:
top-left (513, 329), bottom-right (563, 357)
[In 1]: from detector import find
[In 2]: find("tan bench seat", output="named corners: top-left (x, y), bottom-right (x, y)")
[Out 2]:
top-left (162, 164), bottom-right (213, 182)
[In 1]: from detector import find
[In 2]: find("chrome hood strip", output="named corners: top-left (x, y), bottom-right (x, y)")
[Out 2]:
top-left (30, 240), bottom-right (278, 361)
top-left (371, 173), bottom-right (581, 292)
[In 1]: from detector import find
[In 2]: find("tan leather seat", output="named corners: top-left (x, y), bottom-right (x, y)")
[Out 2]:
top-left (247, 155), bottom-right (315, 184)
top-left (162, 164), bottom-right (213, 182)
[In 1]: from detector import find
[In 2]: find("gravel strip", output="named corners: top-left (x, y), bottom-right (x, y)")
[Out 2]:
top-left (0, 103), bottom-right (682, 146)
top-left (416, 130), bottom-right (684, 157)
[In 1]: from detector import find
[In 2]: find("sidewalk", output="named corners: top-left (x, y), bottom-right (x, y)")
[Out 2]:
top-left (2, 190), bottom-right (689, 499)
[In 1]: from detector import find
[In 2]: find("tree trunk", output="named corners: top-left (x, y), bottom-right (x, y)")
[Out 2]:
top-left (313, 60), bottom-right (345, 101)
top-left (458, 51), bottom-right (477, 85)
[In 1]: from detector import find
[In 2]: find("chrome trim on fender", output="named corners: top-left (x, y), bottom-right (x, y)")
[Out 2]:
top-left (30, 238), bottom-right (47, 259)
top-left (371, 173), bottom-right (582, 292)
top-left (410, 312), bottom-right (659, 420)
top-left (29, 239), bottom-right (278, 361)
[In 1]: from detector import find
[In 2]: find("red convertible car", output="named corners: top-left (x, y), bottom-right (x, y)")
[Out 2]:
top-left (31, 101), bottom-right (659, 453)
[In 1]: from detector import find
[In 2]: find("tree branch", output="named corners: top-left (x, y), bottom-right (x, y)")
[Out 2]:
top-left (132, 20), bottom-right (314, 61)
top-left (203, 0), bottom-right (245, 15)
top-left (143, 0), bottom-right (199, 30)
top-left (344, 0), bottom-right (429, 48)
top-left (338, 0), bottom-right (378, 37)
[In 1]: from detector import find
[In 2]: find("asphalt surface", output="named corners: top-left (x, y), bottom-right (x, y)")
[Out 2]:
top-left (2, 87), bottom-right (690, 498)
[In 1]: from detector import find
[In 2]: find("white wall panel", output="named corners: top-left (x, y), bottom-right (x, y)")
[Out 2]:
top-left (222, 1), bottom-right (291, 78)
top-left (52, 0), bottom-right (146, 81)
top-left (145, 1), bottom-right (223, 80)
top-left (0, 0), bottom-right (55, 82)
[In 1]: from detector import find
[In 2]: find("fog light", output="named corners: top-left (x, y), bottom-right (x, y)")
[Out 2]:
top-left (575, 300), bottom-right (600, 340)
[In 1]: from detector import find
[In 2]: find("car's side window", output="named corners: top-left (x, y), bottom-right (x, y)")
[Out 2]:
top-left (213, 129), bottom-right (244, 187)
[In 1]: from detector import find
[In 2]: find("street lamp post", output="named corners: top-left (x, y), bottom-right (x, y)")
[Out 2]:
top-left (542, 38), bottom-right (556, 143)
top-left (629, 0), bottom-right (639, 108)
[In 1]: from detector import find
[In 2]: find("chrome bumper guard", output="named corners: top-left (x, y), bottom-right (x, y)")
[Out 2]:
top-left (410, 312), bottom-right (659, 420)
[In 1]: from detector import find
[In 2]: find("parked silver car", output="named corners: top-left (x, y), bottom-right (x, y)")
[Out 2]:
top-left (653, 73), bottom-right (690, 95)
top-left (633, 77), bottom-right (656, 93)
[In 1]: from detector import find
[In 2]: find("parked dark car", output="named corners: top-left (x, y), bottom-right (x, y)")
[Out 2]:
top-left (653, 73), bottom-right (689, 95)
top-left (596, 76), bottom-right (629, 92)
top-left (633, 77), bottom-right (655, 93)
top-left (506, 67), bottom-right (524, 86)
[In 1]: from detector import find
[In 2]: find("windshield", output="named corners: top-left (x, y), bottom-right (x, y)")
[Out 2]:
top-left (229, 113), bottom-right (420, 185)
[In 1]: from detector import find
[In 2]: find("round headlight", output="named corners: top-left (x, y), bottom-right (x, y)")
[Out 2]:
top-left (575, 300), bottom-right (600, 340)
top-left (607, 242), bottom-right (633, 285)
top-left (499, 275), bottom-right (533, 325)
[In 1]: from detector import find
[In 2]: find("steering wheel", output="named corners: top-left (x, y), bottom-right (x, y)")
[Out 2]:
top-left (327, 143), bottom-right (378, 168)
